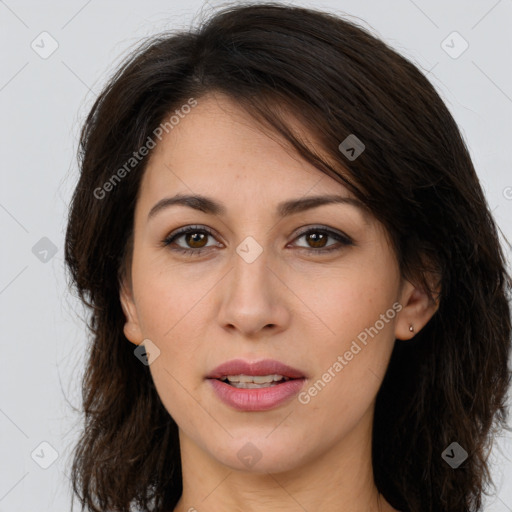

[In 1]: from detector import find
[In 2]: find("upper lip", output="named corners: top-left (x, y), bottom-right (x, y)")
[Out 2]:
top-left (206, 359), bottom-right (306, 379)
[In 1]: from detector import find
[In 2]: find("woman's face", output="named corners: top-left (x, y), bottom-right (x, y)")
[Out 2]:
top-left (120, 92), bottom-right (427, 474)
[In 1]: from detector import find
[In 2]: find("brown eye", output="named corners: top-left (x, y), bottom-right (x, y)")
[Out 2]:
top-left (292, 227), bottom-right (353, 253)
top-left (163, 225), bottom-right (220, 255)
top-left (163, 224), bottom-right (353, 257)
top-left (184, 232), bottom-right (208, 248)
top-left (304, 232), bottom-right (328, 248)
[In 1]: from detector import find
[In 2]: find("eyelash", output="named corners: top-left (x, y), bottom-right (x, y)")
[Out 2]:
top-left (162, 224), bottom-right (353, 257)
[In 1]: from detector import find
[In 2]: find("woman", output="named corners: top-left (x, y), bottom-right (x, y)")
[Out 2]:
top-left (64, 3), bottom-right (512, 512)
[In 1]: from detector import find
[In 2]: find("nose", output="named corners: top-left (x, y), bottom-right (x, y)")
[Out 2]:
top-left (217, 244), bottom-right (291, 338)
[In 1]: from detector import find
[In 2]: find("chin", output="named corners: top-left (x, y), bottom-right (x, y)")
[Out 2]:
top-left (208, 436), bottom-right (310, 474)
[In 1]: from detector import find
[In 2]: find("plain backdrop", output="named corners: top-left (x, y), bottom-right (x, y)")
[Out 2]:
top-left (1, 0), bottom-right (511, 510)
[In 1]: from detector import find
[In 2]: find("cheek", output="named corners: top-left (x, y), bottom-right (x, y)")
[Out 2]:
top-left (311, 261), bottom-right (400, 340)
top-left (301, 265), bottom-right (399, 408)
top-left (298, 319), bottom-right (396, 434)
top-left (150, 363), bottom-right (205, 437)
top-left (132, 252), bottom-right (215, 341)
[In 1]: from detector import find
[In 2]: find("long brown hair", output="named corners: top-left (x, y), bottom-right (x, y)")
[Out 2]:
top-left (64, 3), bottom-right (512, 511)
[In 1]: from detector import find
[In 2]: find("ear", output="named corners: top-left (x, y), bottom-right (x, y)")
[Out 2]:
top-left (395, 278), bottom-right (440, 340)
top-left (119, 278), bottom-right (144, 346)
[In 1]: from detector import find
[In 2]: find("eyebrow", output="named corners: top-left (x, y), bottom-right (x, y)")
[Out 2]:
top-left (147, 193), bottom-right (369, 221)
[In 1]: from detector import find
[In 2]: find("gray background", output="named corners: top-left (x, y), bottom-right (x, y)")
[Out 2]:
top-left (1, 0), bottom-right (511, 510)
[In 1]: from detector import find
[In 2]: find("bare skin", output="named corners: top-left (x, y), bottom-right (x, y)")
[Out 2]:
top-left (120, 92), bottom-right (438, 512)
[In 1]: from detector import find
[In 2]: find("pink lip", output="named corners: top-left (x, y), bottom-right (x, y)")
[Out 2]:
top-left (206, 358), bottom-right (307, 412)
top-left (208, 378), bottom-right (306, 411)
top-left (206, 358), bottom-right (306, 379)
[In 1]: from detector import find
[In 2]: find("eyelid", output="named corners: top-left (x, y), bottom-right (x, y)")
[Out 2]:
top-left (291, 225), bottom-right (353, 246)
top-left (162, 224), bottom-right (354, 254)
top-left (163, 224), bottom-right (221, 247)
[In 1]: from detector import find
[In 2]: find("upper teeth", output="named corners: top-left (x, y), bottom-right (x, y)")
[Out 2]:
top-left (223, 374), bottom-right (290, 383)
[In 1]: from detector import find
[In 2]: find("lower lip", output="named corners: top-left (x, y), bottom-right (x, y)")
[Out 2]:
top-left (207, 378), bottom-right (306, 411)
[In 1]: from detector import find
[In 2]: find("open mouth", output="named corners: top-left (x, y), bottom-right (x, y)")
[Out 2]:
top-left (216, 374), bottom-right (297, 389)
top-left (207, 370), bottom-right (307, 411)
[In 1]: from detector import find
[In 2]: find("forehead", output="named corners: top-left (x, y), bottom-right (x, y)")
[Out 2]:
top-left (137, 93), bottom-right (363, 219)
